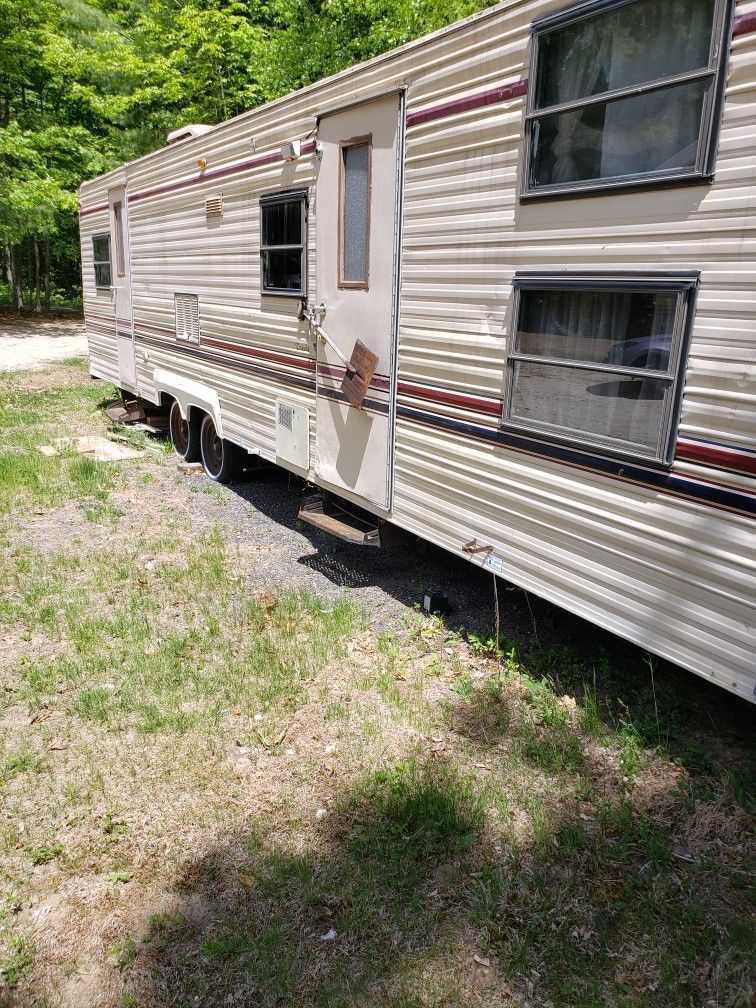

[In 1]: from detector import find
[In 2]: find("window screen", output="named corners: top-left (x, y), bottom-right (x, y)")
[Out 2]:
top-left (340, 139), bottom-right (371, 287)
top-left (504, 277), bottom-right (696, 463)
top-left (524, 0), bottom-right (729, 197)
top-left (92, 234), bottom-right (112, 288)
top-left (260, 191), bottom-right (307, 295)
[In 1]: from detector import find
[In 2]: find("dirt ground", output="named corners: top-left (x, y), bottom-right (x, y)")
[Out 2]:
top-left (0, 317), bottom-right (87, 372)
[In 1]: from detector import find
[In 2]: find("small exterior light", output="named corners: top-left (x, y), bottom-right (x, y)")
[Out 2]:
top-left (197, 158), bottom-right (207, 170)
top-left (280, 140), bottom-right (301, 162)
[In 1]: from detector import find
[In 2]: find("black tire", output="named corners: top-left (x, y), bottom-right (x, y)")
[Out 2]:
top-left (199, 413), bottom-right (237, 483)
top-left (169, 400), bottom-right (201, 462)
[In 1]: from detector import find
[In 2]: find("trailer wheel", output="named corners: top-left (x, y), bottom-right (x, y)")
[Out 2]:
top-left (169, 401), bottom-right (200, 462)
top-left (200, 413), bottom-right (237, 483)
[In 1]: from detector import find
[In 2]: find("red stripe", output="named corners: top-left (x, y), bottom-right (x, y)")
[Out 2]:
top-left (79, 203), bottom-right (108, 218)
top-left (128, 140), bottom-right (317, 205)
top-left (201, 335), bottom-right (315, 371)
top-left (86, 312), bottom-right (115, 325)
top-left (406, 79), bottom-right (528, 129)
top-left (317, 362), bottom-right (390, 390)
top-left (733, 11), bottom-right (756, 37)
top-left (675, 440), bottom-right (756, 477)
top-left (398, 380), bottom-right (502, 416)
top-left (134, 321), bottom-right (176, 336)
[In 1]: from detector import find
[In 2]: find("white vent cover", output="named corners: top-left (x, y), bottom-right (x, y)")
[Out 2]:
top-left (206, 193), bottom-right (223, 219)
top-left (175, 293), bottom-right (200, 343)
top-left (166, 124), bottom-right (213, 145)
top-left (275, 400), bottom-right (309, 470)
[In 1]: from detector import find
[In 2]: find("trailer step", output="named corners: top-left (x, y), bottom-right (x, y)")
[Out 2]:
top-left (298, 494), bottom-right (381, 546)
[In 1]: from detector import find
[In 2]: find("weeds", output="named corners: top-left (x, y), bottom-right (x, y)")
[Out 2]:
top-left (0, 364), bottom-right (753, 1008)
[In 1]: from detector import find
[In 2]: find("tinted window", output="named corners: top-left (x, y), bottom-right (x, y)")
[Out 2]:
top-left (526, 0), bottom-right (725, 195)
top-left (260, 193), bottom-right (306, 295)
top-left (505, 282), bottom-right (693, 463)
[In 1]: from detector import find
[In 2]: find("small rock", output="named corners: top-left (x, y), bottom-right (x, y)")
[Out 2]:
top-left (473, 955), bottom-right (490, 968)
top-left (315, 808), bottom-right (327, 820)
top-left (319, 928), bottom-right (337, 941)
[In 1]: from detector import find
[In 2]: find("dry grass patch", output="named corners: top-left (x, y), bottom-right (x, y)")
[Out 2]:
top-left (0, 365), bottom-right (753, 1008)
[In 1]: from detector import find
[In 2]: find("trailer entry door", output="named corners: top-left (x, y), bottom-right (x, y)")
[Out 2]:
top-left (314, 93), bottom-right (404, 509)
top-left (108, 185), bottom-right (136, 389)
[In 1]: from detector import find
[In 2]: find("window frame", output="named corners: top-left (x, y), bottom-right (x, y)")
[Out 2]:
top-left (521, 0), bottom-right (733, 201)
top-left (338, 134), bottom-right (372, 290)
top-left (502, 272), bottom-right (699, 466)
top-left (92, 233), bottom-right (112, 289)
top-left (259, 189), bottom-right (308, 297)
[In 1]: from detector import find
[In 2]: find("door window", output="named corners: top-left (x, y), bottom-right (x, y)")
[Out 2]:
top-left (339, 137), bottom-right (371, 288)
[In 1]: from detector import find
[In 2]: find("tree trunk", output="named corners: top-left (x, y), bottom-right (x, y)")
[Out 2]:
top-left (32, 234), bottom-right (41, 312)
top-left (43, 237), bottom-right (51, 312)
top-left (2, 236), bottom-right (12, 287)
top-left (10, 242), bottom-right (23, 310)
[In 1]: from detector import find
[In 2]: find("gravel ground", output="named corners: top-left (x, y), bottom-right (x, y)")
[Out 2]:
top-left (0, 317), bottom-right (87, 371)
top-left (130, 453), bottom-right (653, 679)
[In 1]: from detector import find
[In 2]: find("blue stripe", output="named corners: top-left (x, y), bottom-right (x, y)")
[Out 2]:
top-left (398, 405), bottom-right (755, 518)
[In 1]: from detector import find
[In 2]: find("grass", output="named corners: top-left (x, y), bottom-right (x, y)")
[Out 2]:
top-left (0, 362), bottom-right (753, 1008)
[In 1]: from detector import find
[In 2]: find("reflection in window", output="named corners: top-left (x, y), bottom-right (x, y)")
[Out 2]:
top-left (92, 234), bottom-right (112, 288)
top-left (260, 191), bottom-right (307, 295)
top-left (526, 0), bottom-right (727, 195)
top-left (505, 280), bottom-right (696, 463)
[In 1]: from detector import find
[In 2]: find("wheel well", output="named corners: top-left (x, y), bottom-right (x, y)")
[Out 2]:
top-left (186, 404), bottom-right (206, 427)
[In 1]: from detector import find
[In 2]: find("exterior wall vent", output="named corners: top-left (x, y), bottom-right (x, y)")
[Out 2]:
top-left (275, 399), bottom-right (309, 470)
top-left (166, 124), bottom-right (213, 145)
top-left (278, 402), bottom-right (294, 431)
top-left (206, 194), bottom-right (223, 219)
top-left (175, 293), bottom-right (200, 343)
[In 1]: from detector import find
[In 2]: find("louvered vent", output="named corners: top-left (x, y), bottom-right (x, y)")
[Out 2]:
top-left (206, 193), bottom-right (223, 219)
top-left (277, 402), bottom-right (294, 431)
top-left (175, 293), bottom-right (200, 343)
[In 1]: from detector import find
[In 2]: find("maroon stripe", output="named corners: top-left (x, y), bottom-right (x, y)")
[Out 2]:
top-left (79, 203), bottom-right (109, 218)
top-left (86, 312), bottom-right (115, 325)
top-left (317, 362), bottom-right (390, 391)
top-left (201, 335), bottom-right (315, 371)
top-left (733, 11), bottom-right (756, 37)
top-left (675, 440), bottom-right (756, 477)
top-left (398, 380), bottom-right (501, 416)
top-left (134, 320), bottom-right (176, 336)
top-left (128, 140), bottom-right (317, 205)
top-left (406, 79), bottom-right (528, 129)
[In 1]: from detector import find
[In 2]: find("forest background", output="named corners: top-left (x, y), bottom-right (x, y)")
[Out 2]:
top-left (0, 0), bottom-right (487, 310)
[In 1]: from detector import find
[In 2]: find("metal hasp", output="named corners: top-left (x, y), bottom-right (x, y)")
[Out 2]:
top-left (298, 493), bottom-right (381, 546)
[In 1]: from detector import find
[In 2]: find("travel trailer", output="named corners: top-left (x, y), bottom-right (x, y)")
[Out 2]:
top-left (78, 0), bottom-right (755, 701)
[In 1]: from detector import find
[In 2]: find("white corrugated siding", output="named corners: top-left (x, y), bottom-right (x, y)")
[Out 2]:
top-left (79, 0), bottom-right (756, 700)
